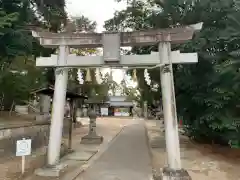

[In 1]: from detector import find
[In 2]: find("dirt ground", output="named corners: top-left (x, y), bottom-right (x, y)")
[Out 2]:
top-left (0, 111), bottom-right (36, 126)
top-left (0, 116), bottom-right (131, 180)
top-left (0, 111), bottom-right (84, 180)
top-left (0, 125), bottom-right (89, 180)
top-left (146, 120), bottom-right (240, 180)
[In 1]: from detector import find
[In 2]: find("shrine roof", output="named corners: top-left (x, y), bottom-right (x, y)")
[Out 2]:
top-left (85, 95), bottom-right (109, 104)
top-left (108, 101), bottom-right (134, 107)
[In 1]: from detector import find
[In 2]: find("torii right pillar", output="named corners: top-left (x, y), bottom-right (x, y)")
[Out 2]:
top-left (157, 22), bottom-right (203, 179)
top-left (159, 38), bottom-right (189, 179)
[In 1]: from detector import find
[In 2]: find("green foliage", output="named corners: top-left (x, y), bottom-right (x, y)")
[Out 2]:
top-left (105, 0), bottom-right (240, 147)
top-left (30, 0), bottom-right (67, 31)
top-left (78, 69), bottom-right (110, 101)
top-left (74, 15), bottom-right (97, 32)
top-left (0, 57), bottom-right (47, 109)
top-left (0, 6), bottom-right (32, 61)
top-left (0, 0), bottom-right (66, 110)
top-left (67, 16), bottom-right (106, 98)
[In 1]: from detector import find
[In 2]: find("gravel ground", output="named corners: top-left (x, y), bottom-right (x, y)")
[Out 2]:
top-left (146, 120), bottom-right (240, 180)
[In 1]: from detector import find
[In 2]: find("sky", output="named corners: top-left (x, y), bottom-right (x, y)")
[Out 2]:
top-left (66, 0), bottom-right (127, 32)
top-left (66, 0), bottom-right (136, 86)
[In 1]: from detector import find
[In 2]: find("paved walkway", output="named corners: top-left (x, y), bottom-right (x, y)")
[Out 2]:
top-left (76, 121), bottom-right (152, 180)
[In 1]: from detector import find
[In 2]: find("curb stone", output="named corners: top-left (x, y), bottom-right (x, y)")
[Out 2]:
top-left (144, 121), bottom-right (163, 180)
top-left (144, 121), bottom-right (156, 180)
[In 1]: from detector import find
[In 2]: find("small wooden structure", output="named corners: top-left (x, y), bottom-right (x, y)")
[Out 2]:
top-left (107, 96), bottom-right (133, 117)
top-left (31, 85), bottom-right (88, 151)
top-left (31, 85), bottom-right (87, 99)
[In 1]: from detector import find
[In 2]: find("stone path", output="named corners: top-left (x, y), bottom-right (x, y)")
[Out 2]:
top-left (75, 121), bottom-right (152, 180)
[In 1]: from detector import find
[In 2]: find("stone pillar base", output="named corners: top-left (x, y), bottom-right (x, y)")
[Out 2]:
top-left (80, 134), bottom-right (103, 144)
top-left (34, 163), bottom-right (68, 177)
top-left (35, 114), bottom-right (51, 121)
top-left (153, 167), bottom-right (191, 180)
top-left (66, 148), bottom-right (75, 154)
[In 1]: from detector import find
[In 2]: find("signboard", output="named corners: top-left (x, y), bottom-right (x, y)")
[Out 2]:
top-left (114, 108), bottom-right (130, 117)
top-left (122, 112), bottom-right (130, 116)
top-left (101, 108), bottom-right (108, 116)
top-left (114, 112), bottom-right (122, 116)
top-left (16, 139), bottom-right (32, 156)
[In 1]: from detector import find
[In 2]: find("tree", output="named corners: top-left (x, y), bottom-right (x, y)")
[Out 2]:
top-left (30, 0), bottom-right (67, 31)
top-left (66, 15), bottom-right (104, 97)
top-left (105, 0), bottom-right (240, 147)
top-left (0, 56), bottom-right (46, 109)
top-left (0, 0), bottom-right (67, 109)
top-left (29, 0), bottom-right (67, 86)
top-left (73, 15), bottom-right (97, 32)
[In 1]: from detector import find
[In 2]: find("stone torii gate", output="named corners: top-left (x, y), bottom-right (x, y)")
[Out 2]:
top-left (32, 23), bottom-right (201, 179)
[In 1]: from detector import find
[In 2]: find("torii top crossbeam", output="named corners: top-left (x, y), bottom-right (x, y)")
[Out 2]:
top-left (32, 23), bottom-right (202, 48)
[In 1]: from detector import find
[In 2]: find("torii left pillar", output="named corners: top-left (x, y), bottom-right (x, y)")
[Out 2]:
top-left (47, 45), bottom-right (69, 166)
top-left (35, 45), bottom-right (69, 177)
